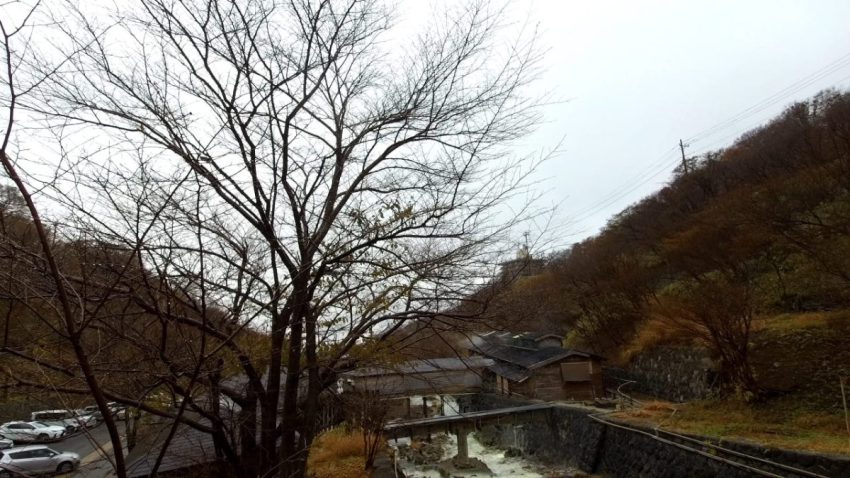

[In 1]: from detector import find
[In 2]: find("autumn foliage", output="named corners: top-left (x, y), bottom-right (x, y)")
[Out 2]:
top-left (492, 89), bottom-right (850, 397)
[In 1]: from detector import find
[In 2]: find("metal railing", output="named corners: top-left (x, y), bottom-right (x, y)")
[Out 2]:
top-left (606, 379), bottom-right (643, 409)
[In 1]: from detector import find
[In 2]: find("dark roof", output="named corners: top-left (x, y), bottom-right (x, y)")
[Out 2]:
top-left (487, 362), bottom-right (531, 383)
top-left (468, 332), bottom-right (600, 371)
top-left (473, 340), bottom-right (582, 369)
top-left (126, 422), bottom-right (219, 478)
top-left (343, 356), bottom-right (494, 378)
top-left (525, 331), bottom-right (564, 342)
top-left (219, 368), bottom-right (288, 391)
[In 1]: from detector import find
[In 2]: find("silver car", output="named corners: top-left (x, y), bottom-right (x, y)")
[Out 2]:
top-left (0, 445), bottom-right (80, 476)
top-left (0, 422), bottom-right (65, 443)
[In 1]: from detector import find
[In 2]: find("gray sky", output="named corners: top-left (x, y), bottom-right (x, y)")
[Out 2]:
top-left (6, 1), bottom-right (850, 252)
top-left (406, 0), bottom-right (850, 247)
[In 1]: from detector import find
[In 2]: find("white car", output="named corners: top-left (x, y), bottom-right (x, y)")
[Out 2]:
top-left (0, 422), bottom-right (65, 443)
top-left (30, 410), bottom-right (80, 433)
top-left (0, 445), bottom-right (80, 477)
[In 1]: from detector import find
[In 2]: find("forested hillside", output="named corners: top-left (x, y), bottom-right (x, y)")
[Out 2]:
top-left (495, 89), bottom-right (850, 397)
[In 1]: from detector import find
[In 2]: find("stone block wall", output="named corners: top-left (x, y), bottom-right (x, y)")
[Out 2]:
top-left (604, 346), bottom-right (719, 402)
top-left (458, 393), bottom-right (850, 478)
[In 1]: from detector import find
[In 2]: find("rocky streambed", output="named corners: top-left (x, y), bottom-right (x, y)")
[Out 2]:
top-left (392, 432), bottom-right (586, 478)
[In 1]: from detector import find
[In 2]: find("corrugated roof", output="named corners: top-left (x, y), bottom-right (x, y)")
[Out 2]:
top-left (342, 356), bottom-right (494, 377)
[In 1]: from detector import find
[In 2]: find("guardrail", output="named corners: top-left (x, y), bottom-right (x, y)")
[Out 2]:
top-left (607, 379), bottom-right (643, 409)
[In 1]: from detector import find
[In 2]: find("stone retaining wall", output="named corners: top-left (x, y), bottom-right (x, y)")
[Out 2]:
top-left (458, 394), bottom-right (850, 478)
top-left (604, 346), bottom-right (719, 402)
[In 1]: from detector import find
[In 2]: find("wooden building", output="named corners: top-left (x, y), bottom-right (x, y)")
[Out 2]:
top-left (340, 356), bottom-right (494, 397)
top-left (469, 332), bottom-right (604, 401)
top-left (341, 356), bottom-right (495, 419)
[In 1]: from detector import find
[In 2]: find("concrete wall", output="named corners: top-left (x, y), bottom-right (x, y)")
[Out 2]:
top-left (604, 346), bottom-right (719, 402)
top-left (458, 394), bottom-right (850, 478)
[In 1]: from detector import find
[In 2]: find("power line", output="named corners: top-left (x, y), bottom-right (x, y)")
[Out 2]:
top-left (685, 51), bottom-right (850, 145)
top-left (567, 152), bottom-right (681, 224)
top-left (567, 148), bottom-right (678, 220)
top-left (568, 49), bottom-right (850, 230)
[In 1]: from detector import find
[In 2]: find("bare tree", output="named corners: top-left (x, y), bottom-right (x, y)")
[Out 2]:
top-left (652, 274), bottom-right (760, 400)
top-left (342, 390), bottom-right (388, 470)
top-left (4, 0), bottom-right (544, 476)
top-left (0, 3), bottom-right (130, 476)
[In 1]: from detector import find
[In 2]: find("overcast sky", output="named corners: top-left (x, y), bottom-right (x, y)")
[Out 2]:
top-left (405, 0), bottom-right (850, 248)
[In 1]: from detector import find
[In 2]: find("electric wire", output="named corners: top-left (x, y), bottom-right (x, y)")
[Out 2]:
top-left (567, 148), bottom-right (679, 220)
top-left (568, 50), bottom-right (850, 228)
top-left (685, 51), bottom-right (850, 146)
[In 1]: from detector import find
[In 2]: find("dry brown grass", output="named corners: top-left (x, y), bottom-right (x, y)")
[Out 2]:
top-left (614, 398), bottom-right (850, 456)
top-left (307, 426), bottom-right (372, 478)
top-left (620, 311), bottom-right (850, 365)
top-left (753, 310), bottom-right (848, 333)
top-left (618, 319), bottom-right (693, 364)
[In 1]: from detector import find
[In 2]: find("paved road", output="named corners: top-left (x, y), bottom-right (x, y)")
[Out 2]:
top-left (46, 424), bottom-right (124, 477)
top-left (52, 424), bottom-right (110, 458)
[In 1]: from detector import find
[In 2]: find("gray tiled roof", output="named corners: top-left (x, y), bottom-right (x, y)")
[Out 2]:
top-left (342, 356), bottom-right (494, 377)
top-left (126, 422), bottom-right (218, 478)
top-left (487, 362), bottom-right (531, 383)
top-left (472, 340), bottom-right (586, 370)
top-left (468, 332), bottom-right (599, 371)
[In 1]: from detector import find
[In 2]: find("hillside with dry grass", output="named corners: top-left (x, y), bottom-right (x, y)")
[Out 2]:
top-left (492, 89), bottom-right (850, 395)
top-left (479, 89), bottom-right (850, 453)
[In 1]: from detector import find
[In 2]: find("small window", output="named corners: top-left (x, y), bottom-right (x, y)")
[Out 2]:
top-left (10, 450), bottom-right (34, 459)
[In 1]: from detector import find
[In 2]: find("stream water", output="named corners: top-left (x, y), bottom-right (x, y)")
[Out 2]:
top-left (396, 432), bottom-right (545, 478)
top-left (391, 395), bottom-right (547, 478)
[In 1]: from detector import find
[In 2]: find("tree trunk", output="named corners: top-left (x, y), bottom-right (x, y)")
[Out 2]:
top-left (280, 283), bottom-right (309, 478)
top-left (238, 391), bottom-right (260, 478)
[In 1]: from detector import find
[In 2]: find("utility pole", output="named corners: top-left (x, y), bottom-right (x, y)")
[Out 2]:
top-left (679, 139), bottom-right (690, 174)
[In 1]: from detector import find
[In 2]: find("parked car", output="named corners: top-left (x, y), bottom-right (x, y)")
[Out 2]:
top-left (71, 413), bottom-right (98, 429)
top-left (106, 403), bottom-right (127, 421)
top-left (78, 403), bottom-right (126, 422)
top-left (87, 411), bottom-right (104, 424)
top-left (0, 422), bottom-right (65, 443)
top-left (75, 405), bottom-right (99, 417)
top-left (29, 411), bottom-right (80, 434)
top-left (0, 445), bottom-right (80, 477)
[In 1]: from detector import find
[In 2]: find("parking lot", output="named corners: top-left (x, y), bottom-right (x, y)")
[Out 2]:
top-left (2, 423), bottom-right (122, 477)
top-left (59, 425), bottom-right (122, 477)
top-left (0, 404), bottom-right (130, 477)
